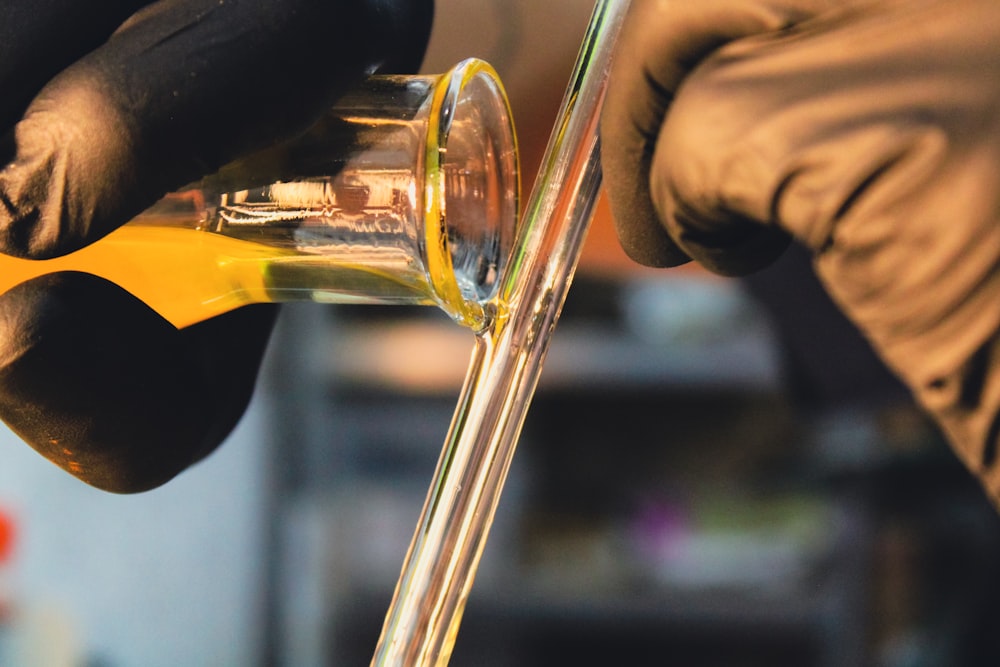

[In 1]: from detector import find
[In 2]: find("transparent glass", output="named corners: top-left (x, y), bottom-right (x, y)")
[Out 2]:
top-left (372, 1), bottom-right (632, 665)
top-left (0, 59), bottom-right (519, 331)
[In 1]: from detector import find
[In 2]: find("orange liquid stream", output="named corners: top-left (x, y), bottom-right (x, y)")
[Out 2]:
top-left (0, 220), bottom-right (429, 329)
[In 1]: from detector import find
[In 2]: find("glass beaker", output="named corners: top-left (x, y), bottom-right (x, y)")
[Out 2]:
top-left (0, 59), bottom-right (519, 331)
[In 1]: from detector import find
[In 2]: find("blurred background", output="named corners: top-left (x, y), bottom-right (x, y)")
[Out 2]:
top-left (2, 1), bottom-right (1000, 665)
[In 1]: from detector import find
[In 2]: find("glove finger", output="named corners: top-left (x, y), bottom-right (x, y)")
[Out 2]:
top-left (0, 0), bottom-right (434, 259)
top-left (600, 0), bottom-right (834, 269)
top-left (0, 273), bottom-right (278, 493)
top-left (0, 1), bottom-right (153, 132)
top-left (650, 0), bottom-right (998, 274)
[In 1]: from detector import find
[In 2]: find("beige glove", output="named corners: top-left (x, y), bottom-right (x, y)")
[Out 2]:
top-left (601, 0), bottom-right (1000, 502)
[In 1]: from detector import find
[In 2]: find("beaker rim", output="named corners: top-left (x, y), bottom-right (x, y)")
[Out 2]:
top-left (422, 58), bottom-right (520, 331)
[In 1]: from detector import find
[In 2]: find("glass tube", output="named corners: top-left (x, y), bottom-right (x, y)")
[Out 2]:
top-left (371, 1), bottom-right (632, 665)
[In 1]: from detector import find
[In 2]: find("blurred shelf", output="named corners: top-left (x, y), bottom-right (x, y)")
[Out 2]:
top-left (326, 319), bottom-right (783, 395)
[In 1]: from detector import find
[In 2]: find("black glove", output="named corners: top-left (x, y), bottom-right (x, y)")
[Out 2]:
top-left (602, 0), bottom-right (1000, 501)
top-left (0, 0), bottom-right (434, 492)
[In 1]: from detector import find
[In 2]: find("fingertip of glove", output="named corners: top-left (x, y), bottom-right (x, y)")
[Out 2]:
top-left (676, 222), bottom-right (794, 278)
top-left (605, 193), bottom-right (694, 269)
top-left (599, 137), bottom-right (691, 268)
top-left (0, 275), bottom-right (273, 494)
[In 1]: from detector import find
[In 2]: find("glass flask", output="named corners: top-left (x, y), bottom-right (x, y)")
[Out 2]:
top-left (0, 59), bottom-right (519, 331)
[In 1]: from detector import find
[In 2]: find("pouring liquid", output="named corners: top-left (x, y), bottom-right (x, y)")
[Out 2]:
top-left (0, 216), bottom-right (444, 330)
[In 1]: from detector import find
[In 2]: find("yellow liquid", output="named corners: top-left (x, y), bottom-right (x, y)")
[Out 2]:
top-left (0, 220), bottom-right (435, 329)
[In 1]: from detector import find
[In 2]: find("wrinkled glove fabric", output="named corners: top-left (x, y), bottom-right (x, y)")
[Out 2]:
top-left (602, 0), bottom-right (1000, 504)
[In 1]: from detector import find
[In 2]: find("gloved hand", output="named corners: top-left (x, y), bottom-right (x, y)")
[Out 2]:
top-left (0, 0), bottom-right (433, 493)
top-left (602, 0), bottom-right (1000, 500)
